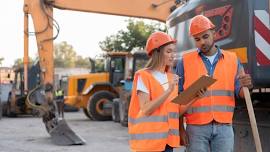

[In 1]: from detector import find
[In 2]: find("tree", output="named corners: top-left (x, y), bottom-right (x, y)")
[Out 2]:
top-left (54, 41), bottom-right (77, 68)
top-left (75, 55), bottom-right (90, 68)
top-left (0, 57), bottom-right (4, 65)
top-left (54, 41), bottom-right (90, 68)
top-left (99, 19), bottom-right (166, 52)
top-left (13, 57), bottom-right (35, 68)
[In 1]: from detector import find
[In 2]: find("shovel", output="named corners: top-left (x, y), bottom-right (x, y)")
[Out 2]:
top-left (240, 68), bottom-right (262, 152)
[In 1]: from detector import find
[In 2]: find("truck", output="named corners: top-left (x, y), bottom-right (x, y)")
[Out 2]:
top-left (166, 0), bottom-right (270, 151)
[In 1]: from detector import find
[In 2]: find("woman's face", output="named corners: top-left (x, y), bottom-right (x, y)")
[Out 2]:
top-left (162, 43), bottom-right (176, 67)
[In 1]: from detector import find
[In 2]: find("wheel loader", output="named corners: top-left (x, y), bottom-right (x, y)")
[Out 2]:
top-left (65, 51), bottom-right (148, 121)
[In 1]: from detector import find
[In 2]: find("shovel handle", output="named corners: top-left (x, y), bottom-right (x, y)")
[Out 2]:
top-left (240, 68), bottom-right (262, 152)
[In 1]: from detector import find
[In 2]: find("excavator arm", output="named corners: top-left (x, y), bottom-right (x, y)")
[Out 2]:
top-left (23, 0), bottom-right (178, 145)
top-left (23, 0), bottom-right (177, 85)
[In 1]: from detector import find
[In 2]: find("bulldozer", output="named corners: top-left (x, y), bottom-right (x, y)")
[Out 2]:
top-left (22, 0), bottom-right (178, 146)
top-left (65, 51), bottom-right (148, 121)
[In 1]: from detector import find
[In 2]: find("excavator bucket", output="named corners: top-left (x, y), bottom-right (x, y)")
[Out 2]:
top-left (49, 119), bottom-right (86, 145)
top-left (27, 84), bottom-right (86, 145)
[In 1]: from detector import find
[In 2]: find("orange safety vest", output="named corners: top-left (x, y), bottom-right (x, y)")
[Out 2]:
top-left (128, 69), bottom-right (180, 152)
top-left (183, 50), bottom-right (238, 125)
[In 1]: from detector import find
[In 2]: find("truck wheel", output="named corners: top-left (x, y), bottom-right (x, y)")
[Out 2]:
top-left (112, 98), bottom-right (120, 122)
top-left (6, 95), bottom-right (17, 117)
top-left (83, 108), bottom-right (93, 120)
top-left (119, 100), bottom-right (128, 127)
top-left (88, 91), bottom-right (115, 121)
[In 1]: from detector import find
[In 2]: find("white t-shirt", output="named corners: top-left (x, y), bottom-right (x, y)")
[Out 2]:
top-left (136, 70), bottom-right (168, 94)
top-left (205, 51), bottom-right (218, 65)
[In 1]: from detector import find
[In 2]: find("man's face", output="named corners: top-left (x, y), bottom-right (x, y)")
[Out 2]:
top-left (193, 30), bottom-right (215, 54)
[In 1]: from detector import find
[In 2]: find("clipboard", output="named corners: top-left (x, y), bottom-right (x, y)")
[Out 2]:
top-left (172, 75), bottom-right (216, 105)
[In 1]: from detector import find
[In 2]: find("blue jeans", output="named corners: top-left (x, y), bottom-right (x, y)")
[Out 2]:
top-left (186, 122), bottom-right (234, 152)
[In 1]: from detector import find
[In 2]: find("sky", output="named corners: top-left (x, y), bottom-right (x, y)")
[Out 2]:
top-left (0, 0), bottom-right (138, 67)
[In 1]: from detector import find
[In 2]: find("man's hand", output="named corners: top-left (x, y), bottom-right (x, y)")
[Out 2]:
top-left (196, 88), bottom-right (207, 98)
top-left (239, 74), bottom-right (253, 89)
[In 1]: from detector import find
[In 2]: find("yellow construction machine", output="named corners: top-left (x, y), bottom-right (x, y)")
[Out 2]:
top-left (65, 51), bottom-right (148, 121)
top-left (22, 0), bottom-right (179, 145)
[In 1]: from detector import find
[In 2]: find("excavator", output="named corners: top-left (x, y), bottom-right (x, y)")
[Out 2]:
top-left (22, 0), bottom-right (180, 146)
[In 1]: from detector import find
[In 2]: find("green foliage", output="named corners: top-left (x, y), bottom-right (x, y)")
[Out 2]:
top-left (54, 41), bottom-right (90, 68)
top-left (94, 59), bottom-right (105, 72)
top-left (99, 19), bottom-right (166, 52)
top-left (54, 41), bottom-right (77, 68)
top-left (13, 57), bottom-right (35, 68)
top-left (0, 57), bottom-right (4, 65)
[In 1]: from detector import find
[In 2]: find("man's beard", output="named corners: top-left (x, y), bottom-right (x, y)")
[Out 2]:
top-left (201, 42), bottom-right (215, 54)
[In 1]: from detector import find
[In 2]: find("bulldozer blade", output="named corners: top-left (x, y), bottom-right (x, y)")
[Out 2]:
top-left (49, 119), bottom-right (86, 145)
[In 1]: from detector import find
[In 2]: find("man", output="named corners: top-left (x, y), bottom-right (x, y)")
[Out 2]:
top-left (175, 15), bottom-right (253, 152)
top-left (54, 86), bottom-right (64, 118)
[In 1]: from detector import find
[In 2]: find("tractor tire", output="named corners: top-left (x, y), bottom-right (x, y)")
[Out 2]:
top-left (119, 100), bottom-right (128, 127)
top-left (83, 108), bottom-right (93, 120)
top-left (88, 91), bottom-right (115, 121)
top-left (6, 95), bottom-right (17, 117)
top-left (112, 98), bottom-right (120, 122)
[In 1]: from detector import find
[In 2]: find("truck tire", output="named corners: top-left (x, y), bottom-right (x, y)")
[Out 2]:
top-left (6, 95), bottom-right (17, 117)
top-left (88, 91), bottom-right (115, 121)
top-left (83, 108), bottom-right (93, 120)
top-left (119, 100), bottom-right (128, 127)
top-left (112, 98), bottom-right (120, 122)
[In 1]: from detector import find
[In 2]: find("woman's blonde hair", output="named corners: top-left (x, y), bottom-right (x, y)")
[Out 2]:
top-left (145, 44), bottom-right (172, 72)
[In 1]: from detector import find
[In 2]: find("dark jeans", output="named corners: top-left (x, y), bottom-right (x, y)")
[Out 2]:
top-left (163, 145), bottom-right (173, 152)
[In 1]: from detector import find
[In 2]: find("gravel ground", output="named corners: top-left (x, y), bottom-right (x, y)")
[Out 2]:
top-left (0, 111), bottom-right (185, 152)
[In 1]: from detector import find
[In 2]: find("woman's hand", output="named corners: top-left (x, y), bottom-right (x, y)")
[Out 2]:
top-left (168, 74), bottom-right (180, 91)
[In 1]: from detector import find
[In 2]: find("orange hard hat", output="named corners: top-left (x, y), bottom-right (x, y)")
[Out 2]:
top-left (189, 15), bottom-right (215, 36)
top-left (145, 31), bottom-right (176, 56)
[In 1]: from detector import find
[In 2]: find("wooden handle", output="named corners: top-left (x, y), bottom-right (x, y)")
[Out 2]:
top-left (240, 68), bottom-right (262, 152)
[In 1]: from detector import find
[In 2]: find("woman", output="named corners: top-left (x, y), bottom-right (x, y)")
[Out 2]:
top-left (128, 31), bottom-right (180, 152)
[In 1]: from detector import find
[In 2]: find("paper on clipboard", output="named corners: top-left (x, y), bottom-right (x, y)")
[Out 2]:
top-left (172, 75), bottom-right (216, 105)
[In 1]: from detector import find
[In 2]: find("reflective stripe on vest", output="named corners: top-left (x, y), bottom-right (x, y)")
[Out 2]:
top-left (128, 69), bottom-right (180, 151)
top-left (183, 50), bottom-right (237, 124)
top-left (130, 129), bottom-right (179, 140)
top-left (204, 90), bottom-right (234, 97)
top-left (128, 112), bottom-right (179, 124)
top-left (55, 90), bottom-right (63, 96)
top-left (186, 105), bottom-right (235, 114)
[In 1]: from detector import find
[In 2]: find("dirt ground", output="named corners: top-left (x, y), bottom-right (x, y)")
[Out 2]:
top-left (0, 111), bottom-right (185, 152)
